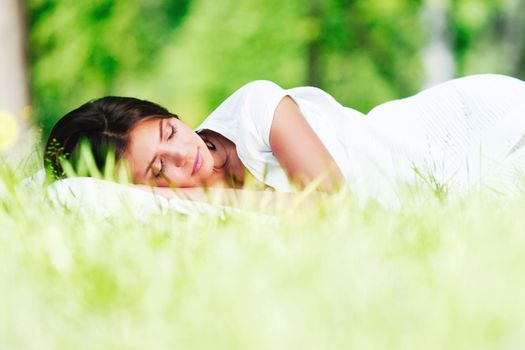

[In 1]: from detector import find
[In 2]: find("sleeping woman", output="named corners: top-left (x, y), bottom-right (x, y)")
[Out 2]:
top-left (44, 74), bottom-right (525, 206)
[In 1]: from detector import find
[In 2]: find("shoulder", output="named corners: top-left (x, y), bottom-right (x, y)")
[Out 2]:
top-left (206, 80), bottom-right (286, 117)
top-left (239, 79), bottom-right (283, 90)
top-left (221, 80), bottom-right (288, 124)
top-left (233, 80), bottom-right (285, 101)
top-left (196, 80), bottom-right (288, 142)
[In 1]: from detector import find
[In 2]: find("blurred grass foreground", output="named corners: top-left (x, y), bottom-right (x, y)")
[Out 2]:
top-left (2, 0), bottom-right (525, 348)
top-left (2, 166), bottom-right (525, 349)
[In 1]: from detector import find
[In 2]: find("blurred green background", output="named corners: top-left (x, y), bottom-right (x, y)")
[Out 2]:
top-left (26, 0), bottom-right (525, 140)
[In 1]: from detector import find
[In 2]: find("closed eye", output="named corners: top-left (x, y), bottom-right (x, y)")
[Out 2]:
top-left (168, 124), bottom-right (176, 140)
top-left (154, 158), bottom-right (164, 178)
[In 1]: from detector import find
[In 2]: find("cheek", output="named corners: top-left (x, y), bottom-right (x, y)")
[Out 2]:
top-left (162, 166), bottom-right (180, 183)
top-left (161, 164), bottom-right (195, 187)
top-left (202, 147), bottom-right (215, 171)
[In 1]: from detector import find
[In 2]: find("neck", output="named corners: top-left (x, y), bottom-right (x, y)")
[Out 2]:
top-left (200, 130), bottom-right (246, 187)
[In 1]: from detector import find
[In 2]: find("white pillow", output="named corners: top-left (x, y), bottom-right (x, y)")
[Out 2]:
top-left (23, 170), bottom-right (236, 219)
top-left (56, 177), bottom-right (236, 219)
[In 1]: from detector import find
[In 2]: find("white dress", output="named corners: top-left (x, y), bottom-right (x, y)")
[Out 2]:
top-left (196, 74), bottom-right (525, 206)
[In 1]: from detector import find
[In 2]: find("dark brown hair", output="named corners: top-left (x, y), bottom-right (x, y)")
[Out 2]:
top-left (44, 96), bottom-right (177, 179)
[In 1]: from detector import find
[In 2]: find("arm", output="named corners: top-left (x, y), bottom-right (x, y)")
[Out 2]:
top-left (269, 96), bottom-right (345, 192)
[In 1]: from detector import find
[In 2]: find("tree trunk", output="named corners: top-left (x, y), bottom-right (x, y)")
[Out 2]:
top-left (306, 0), bottom-right (322, 86)
top-left (502, 0), bottom-right (525, 77)
top-left (0, 0), bottom-right (33, 160)
top-left (420, 0), bottom-right (456, 88)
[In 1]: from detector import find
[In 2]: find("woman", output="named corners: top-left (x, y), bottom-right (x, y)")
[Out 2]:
top-left (45, 74), bottom-right (525, 206)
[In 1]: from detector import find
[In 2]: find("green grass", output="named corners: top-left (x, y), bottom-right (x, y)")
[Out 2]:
top-left (2, 158), bottom-right (525, 350)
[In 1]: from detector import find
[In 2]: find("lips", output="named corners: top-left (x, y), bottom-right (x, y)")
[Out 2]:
top-left (191, 149), bottom-right (202, 176)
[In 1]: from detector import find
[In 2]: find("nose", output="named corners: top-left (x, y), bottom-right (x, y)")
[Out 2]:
top-left (168, 147), bottom-right (190, 168)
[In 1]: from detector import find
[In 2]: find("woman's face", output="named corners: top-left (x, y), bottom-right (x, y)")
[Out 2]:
top-left (124, 117), bottom-right (216, 187)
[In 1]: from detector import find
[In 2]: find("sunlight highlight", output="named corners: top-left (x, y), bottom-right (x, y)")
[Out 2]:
top-left (0, 110), bottom-right (19, 151)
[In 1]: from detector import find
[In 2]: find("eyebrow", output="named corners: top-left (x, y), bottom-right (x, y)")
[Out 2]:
top-left (144, 119), bottom-right (163, 178)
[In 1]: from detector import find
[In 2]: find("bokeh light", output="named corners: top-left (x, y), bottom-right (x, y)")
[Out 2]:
top-left (0, 110), bottom-right (19, 152)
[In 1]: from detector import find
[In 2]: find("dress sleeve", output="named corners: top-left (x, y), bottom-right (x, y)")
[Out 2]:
top-left (236, 80), bottom-right (289, 148)
top-left (195, 80), bottom-right (292, 189)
